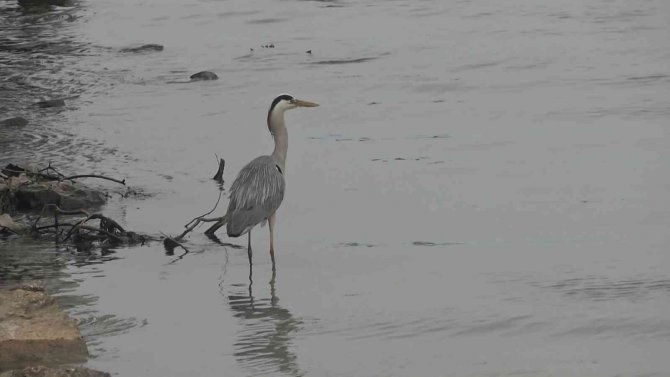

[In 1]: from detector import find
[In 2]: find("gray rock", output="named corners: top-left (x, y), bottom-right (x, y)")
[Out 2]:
top-left (13, 186), bottom-right (61, 210)
top-left (0, 117), bottom-right (28, 128)
top-left (120, 44), bottom-right (164, 53)
top-left (13, 183), bottom-right (106, 211)
top-left (18, 0), bottom-right (74, 6)
top-left (34, 100), bottom-right (65, 109)
top-left (0, 214), bottom-right (23, 234)
top-left (0, 285), bottom-right (88, 372)
top-left (0, 366), bottom-right (109, 377)
top-left (190, 71), bottom-right (218, 81)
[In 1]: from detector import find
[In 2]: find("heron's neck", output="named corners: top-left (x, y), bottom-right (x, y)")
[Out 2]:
top-left (269, 111), bottom-right (288, 166)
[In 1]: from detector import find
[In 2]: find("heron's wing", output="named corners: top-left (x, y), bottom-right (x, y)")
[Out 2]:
top-left (226, 156), bottom-right (285, 237)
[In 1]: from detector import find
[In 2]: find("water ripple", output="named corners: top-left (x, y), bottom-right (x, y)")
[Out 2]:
top-left (543, 277), bottom-right (670, 302)
top-left (309, 57), bottom-right (378, 65)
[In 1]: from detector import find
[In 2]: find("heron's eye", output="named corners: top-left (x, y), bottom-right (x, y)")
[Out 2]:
top-left (289, 99), bottom-right (296, 104)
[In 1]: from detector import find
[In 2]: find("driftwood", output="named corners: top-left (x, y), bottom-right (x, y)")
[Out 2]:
top-left (2, 163), bottom-right (125, 185)
top-left (163, 158), bottom-right (228, 252)
top-left (31, 204), bottom-right (149, 246)
top-left (212, 157), bottom-right (225, 184)
top-left (1, 162), bottom-right (137, 214)
top-left (163, 190), bottom-right (224, 252)
top-left (1, 163), bottom-right (154, 250)
top-left (204, 216), bottom-right (227, 235)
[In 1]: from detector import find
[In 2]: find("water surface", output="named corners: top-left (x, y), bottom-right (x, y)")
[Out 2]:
top-left (1, 0), bottom-right (669, 375)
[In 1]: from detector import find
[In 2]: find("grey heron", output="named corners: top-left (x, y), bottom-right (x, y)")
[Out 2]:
top-left (223, 94), bottom-right (318, 266)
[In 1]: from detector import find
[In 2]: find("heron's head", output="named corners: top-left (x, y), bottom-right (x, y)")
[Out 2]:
top-left (268, 94), bottom-right (319, 117)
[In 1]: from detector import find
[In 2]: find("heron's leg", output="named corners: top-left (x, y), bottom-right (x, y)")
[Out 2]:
top-left (269, 214), bottom-right (276, 271)
top-left (247, 231), bottom-right (253, 265)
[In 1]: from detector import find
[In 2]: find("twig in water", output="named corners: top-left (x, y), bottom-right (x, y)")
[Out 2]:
top-left (62, 174), bottom-right (126, 185)
top-left (33, 223), bottom-right (123, 243)
top-left (77, 225), bottom-right (124, 243)
top-left (172, 189), bottom-right (225, 242)
top-left (3, 167), bottom-right (60, 181)
top-left (39, 162), bottom-right (66, 179)
top-left (212, 156), bottom-right (225, 184)
top-left (32, 204), bottom-right (89, 233)
top-left (162, 232), bottom-right (190, 255)
top-left (61, 213), bottom-right (125, 242)
top-left (32, 204), bottom-right (131, 245)
top-left (204, 216), bottom-right (227, 235)
top-left (4, 165), bottom-right (125, 185)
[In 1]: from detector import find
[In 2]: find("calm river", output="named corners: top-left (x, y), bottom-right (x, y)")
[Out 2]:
top-left (1, 0), bottom-right (669, 375)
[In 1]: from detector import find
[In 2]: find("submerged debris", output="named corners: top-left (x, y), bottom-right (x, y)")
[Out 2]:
top-left (0, 163), bottom-right (125, 212)
top-left (17, 0), bottom-right (75, 7)
top-left (120, 44), bottom-right (164, 53)
top-left (212, 158), bottom-right (225, 184)
top-left (190, 71), bottom-right (218, 81)
top-left (33, 99), bottom-right (65, 108)
top-left (0, 117), bottom-right (28, 128)
top-left (163, 158), bottom-right (227, 252)
top-left (29, 205), bottom-right (152, 247)
top-left (1, 163), bottom-right (152, 248)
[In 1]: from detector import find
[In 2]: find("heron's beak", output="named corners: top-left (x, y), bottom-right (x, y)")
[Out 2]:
top-left (293, 99), bottom-right (319, 107)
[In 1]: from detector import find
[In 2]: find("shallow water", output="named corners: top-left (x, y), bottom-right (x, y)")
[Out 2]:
top-left (1, 0), bottom-right (670, 375)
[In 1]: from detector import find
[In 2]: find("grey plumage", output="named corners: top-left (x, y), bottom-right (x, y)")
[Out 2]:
top-left (226, 155), bottom-right (285, 237)
top-left (214, 94), bottom-right (318, 266)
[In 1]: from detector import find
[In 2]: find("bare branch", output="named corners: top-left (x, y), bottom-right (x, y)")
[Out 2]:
top-left (61, 213), bottom-right (125, 242)
top-left (171, 188), bottom-right (225, 242)
top-left (63, 174), bottom-right (126, 185)
top-left (212, 158), bottom-right (225, 183)
top-left (3, 165), bottom-right (125, 185)
top-left (204, 216), bottom-right (227, 235)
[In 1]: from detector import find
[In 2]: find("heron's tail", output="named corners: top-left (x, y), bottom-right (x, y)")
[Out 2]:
top-left (225, 208), bottom-right (266, 237)
top-left (226, 219), bottom-right (250, 238)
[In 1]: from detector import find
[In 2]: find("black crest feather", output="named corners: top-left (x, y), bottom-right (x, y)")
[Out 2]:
top-left (267, 94), bottom-right (294, 126)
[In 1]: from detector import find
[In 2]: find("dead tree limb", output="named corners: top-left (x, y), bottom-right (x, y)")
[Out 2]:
top-left (31, 204), bottom-right (149, 246)
top-left (174, 216), bottom-right (222, 241)
top-left (204, 216), bottom-right (227, 235)
top-left (62, 174), bottom-right (126, 185)
top-left (3, 165), bottom-right (125, 185)
top-left (163, 187), bottom-right (226, 251)
top-left (212, 157), bottom-right (225, 184)
top-left (62, 213), bottom-right (126, 242)
top-left (170, 189), bottom-right (224, 241)
top-left (34, 222), bottom-right (123, 243)
top-left (34, 223), bottom-right (75, 232)
top-left (32, 204), bottom-right (89, 233)
top-left (39, 163), bottom-right (66, 179)
top-left (3, 167), bottom-right (61, 181)
top-left (78, 225), bottom-right (124, 243)
top-left (163, 156), bottom-right (228, 250)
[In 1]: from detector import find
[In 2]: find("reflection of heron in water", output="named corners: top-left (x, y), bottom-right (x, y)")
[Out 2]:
top-left (220, 257), bottom-right (304, 377)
